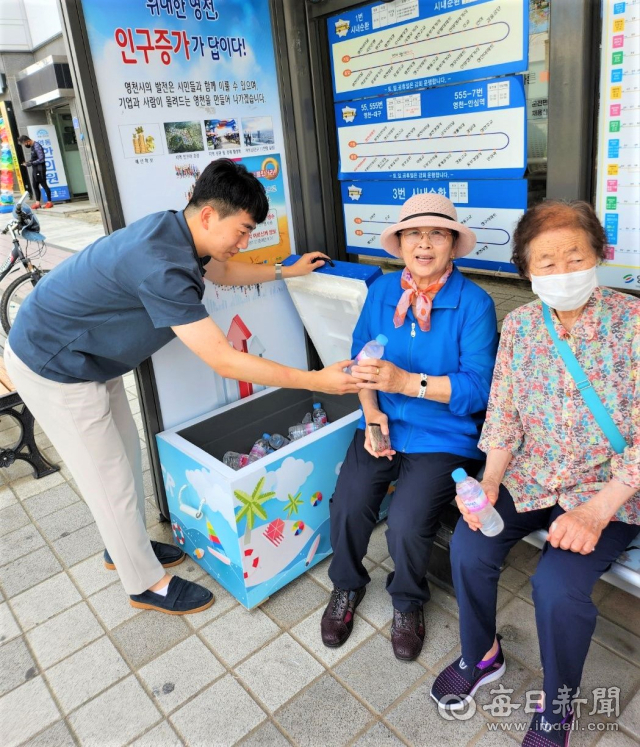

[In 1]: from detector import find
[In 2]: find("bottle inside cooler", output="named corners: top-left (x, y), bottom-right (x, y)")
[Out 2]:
top-left (223, 451), bottom-right (252, 470)
top-left (248, 434), bottom-right (271, 462)
top-left (288, 422), bottom-right (320, 441)
top-left (312, 402), bottom-right (328, 428)
top-left (269, 433), bottom-right (290, 450)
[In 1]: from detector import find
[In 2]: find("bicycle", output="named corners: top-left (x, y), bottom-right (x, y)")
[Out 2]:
top-left (0, 192), bottom-right (49, 334)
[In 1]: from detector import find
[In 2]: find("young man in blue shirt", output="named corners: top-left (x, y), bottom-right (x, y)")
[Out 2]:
top-left (5, 158), bottom-right (356, 615)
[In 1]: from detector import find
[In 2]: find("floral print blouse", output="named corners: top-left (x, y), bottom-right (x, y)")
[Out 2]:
top-left (478, 287), bottom-right (640, 524)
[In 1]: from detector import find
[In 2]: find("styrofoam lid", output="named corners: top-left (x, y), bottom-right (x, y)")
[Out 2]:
top-left (283, 256), bottom-right (382, 367)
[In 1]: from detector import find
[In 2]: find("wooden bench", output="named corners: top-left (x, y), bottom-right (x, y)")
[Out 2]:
top-left (0, 358), bottom-right (59, 478)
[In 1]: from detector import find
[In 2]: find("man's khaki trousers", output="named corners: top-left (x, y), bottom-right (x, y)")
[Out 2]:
top-left (4, 342), bottom-right (165, 594)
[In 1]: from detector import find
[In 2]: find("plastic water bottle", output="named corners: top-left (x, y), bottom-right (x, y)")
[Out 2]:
top-left (452, 469), bottom-right (504, 537)
top-left (302, 412), bottom-right (313, 425)
top-left (288, 422), bottom-right (320, 441)
top-left (345, 334), bottom-right (388, 374)
top-left (269, 433), bottom-right (290, 450)
top-left (223, 451), bottom-right (252, 470)
top-left (248, 434), bottom-right (271, 462)
top-left (312, 403), bottom-right (328, 428)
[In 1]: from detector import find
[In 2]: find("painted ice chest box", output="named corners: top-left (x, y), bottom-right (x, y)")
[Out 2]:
top-left (156, 260), bottom-right (382, 608)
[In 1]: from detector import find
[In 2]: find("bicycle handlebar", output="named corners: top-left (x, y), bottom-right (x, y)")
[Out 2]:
top-left (14, 192), bottom-right (29, 217)
top-left (3, 193), bottom-right (31, 236)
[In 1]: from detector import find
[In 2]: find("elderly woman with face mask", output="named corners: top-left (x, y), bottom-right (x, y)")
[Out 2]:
top-left (320, 194), bottom-right (498, 661)
top-left (431, 200), bottom-right (640, 746)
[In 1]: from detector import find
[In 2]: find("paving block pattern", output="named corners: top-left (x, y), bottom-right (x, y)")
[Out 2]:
top-left (0, 284), bottom-right (638, 746)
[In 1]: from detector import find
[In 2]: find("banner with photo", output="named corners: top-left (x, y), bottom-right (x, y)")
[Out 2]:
top-left (81, 0), bottom-right (295, 264)
top-left (80, 0), bottom-right (308, 425)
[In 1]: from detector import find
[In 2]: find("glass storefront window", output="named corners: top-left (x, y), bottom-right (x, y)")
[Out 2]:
top-left (525, 0), bottom-right (550, 207)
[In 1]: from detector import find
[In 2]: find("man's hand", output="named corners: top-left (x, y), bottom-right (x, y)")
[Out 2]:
top-left (351, 359), bottom-right (410, 394)
top-left (547, 503), bottom-right (609, 554)
top-left (311, 361), bottom-right (359, 395)
top-left (173, 317), bottom-right (359, 394)
top-left (205, 252), bottom-right (333, 287)
top-left (456, 476), bottom-right (500, 532)
top-left (287, 252), bottom-right (333, 277)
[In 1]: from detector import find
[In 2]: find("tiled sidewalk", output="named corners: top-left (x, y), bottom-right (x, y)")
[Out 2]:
top-left (0, 216), bottom-right (638, 746)
top-left (0, 370), bottom-right (639, 747)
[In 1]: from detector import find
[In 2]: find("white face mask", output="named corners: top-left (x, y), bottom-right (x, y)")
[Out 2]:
top-left (530, 266), bottom-right (598, 312)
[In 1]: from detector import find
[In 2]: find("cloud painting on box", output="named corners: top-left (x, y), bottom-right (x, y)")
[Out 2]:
top-left (156, 419), bottom-right (358, 608)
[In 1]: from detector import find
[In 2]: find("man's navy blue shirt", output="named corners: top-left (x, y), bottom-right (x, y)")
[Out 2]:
top-left (9, 210), bottom-right (210, 383)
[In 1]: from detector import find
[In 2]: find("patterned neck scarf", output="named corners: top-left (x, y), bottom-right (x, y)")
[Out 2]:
top-left (393, 263), bottom-right (453, 332)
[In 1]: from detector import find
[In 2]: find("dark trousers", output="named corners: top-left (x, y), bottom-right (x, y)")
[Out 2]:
top-left (329, 429), bottom-right (482, 612)
top-left (32, 166), bottom-right (51, 203)
top-left (451, 485), bottom-right (639, 721)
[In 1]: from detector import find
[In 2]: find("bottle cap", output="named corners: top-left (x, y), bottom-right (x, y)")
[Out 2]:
top-left (313, 403), bottom-right (321, 409)
top-left (262, 433), bottom-right (271, 439)
top-left (451, 468), bottom-right (468, 483)
top-left (375, 334), bottom-right (388, 346)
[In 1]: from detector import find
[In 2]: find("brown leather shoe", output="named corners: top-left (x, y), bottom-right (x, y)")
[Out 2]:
top-left (391, 606), bottom-right (425, 661)
top-left (320, 587), bottom-right (366, 648)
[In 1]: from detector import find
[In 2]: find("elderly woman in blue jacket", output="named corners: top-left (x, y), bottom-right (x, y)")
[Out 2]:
top-left (320, 193), bottom-right (498, 661)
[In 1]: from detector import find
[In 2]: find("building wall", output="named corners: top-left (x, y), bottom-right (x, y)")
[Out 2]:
top-left (33, 35), bottom-right (66, 61)
top-left (0, 1), bottom-right (96, 202)
top-left (0, 52), bottom-right (45, 132)
top-left (0, 32), bottom-right (71, 130)
top-left (0, 0), bottom-right (62, 52)
top-left (0, 0), bottom-right (64, 129)
top-left (0, 0), bottom-right (32, 53)
top-left (23, 0), bottom-right (62, 50)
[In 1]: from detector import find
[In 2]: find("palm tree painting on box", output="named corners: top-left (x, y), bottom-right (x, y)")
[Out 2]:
top-left (234, 476), bottom-right (275, 544)
top-left (233, 474), bottom-right (316, 589)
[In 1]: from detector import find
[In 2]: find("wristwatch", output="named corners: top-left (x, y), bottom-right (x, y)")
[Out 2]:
top-left (417, 373), bottom-right (428, 399)
top-left (274, 263), bottom-right (283, 281)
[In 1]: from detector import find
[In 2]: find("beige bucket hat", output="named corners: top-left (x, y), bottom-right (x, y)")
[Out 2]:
top-left (380, 193), bottom-right (477, 259)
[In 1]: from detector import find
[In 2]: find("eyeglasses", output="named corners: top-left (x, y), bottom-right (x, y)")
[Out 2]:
top-left (398, 228), bottom-right (453, 247)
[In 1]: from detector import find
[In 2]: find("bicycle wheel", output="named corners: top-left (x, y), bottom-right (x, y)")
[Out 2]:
top-left (0, 269), bottom-right (49, 334)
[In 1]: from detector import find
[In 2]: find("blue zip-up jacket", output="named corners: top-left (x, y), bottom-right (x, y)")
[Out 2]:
top-left (29, 141), bottom-right (46, 167)
top-left (352, 266), bottom-right (498, 459)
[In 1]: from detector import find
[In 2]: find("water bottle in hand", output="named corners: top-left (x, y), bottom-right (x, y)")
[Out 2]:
top-left (223, 451), bottom-right (252, 470)
top-left (312, 403), bottom-right (328, 428)
top-left (288, 422), bottom-right (319, 441)
top-left (269, 433), bottom-right (290, 450)
top-left (345, 334), bottom-right (388, 374)
top-left (249, 434), bottom-right (271, 462)
top-left (452, 468), bottom-right (504, 537)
